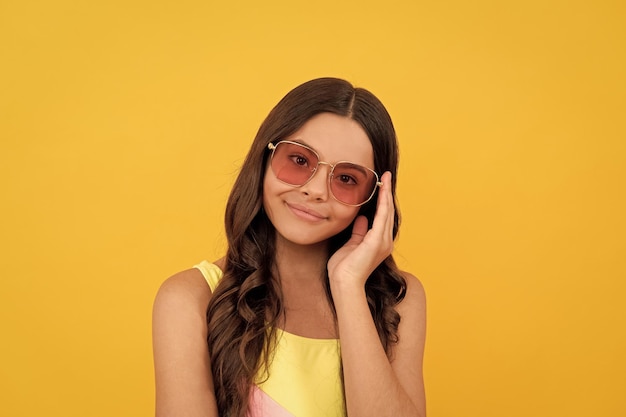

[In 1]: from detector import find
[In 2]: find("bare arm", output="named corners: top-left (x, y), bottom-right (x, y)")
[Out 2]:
top-left (328, 172), bottom-right (427, 417)
top-left (152, 268), bottom-right (219, 417)
top-left (331, 272), bottom-right (426, 417)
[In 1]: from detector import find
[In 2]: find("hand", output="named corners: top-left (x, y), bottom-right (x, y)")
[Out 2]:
top-left (327, 171), bottom-right (395, 290)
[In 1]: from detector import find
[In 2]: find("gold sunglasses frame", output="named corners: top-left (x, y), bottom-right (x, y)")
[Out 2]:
top-left (267, 140), bottom-right (382, 207)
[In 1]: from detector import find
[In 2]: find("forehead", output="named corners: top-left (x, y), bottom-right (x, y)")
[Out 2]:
top-left (286, 113), bottom-right (375, 169)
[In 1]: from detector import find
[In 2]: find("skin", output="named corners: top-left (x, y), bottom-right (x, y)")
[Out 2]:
top-left (262, 113), bottom-right (373, 250)
top-left (153, 113), bottom-right (427, 416)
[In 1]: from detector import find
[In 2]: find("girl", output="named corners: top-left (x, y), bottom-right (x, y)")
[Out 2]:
top-left (153, 77), bottom-right (426, 417)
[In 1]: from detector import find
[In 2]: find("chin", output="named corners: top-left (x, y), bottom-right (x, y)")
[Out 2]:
top-left (275, 221), bottom-right (353, 248)
top-left (275, 229), bottom-right (331, 247)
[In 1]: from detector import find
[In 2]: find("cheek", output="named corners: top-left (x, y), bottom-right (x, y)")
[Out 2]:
top-left (335, 206), bottom-right (361, 228)
top-left (262, 166), bottom-right (289, 224)
top-left (262, 162), bottom-right (284, 200)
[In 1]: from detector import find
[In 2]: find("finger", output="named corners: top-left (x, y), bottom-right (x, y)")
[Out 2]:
top-left (368, 172), bottom-right (394, 251)
top-left (371, 171), bottom-right (393, 234)
top-left (383, 171), bottom-right (394, 233)
top-left (347, 215), bottom-right (369, 244)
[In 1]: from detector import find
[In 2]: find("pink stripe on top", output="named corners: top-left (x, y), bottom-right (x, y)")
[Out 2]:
top-left (246, 385), bottom-right (296, 417)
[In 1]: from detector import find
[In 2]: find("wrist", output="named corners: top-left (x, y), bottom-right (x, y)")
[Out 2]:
top-left (329, 276), bottom-right (367, 300)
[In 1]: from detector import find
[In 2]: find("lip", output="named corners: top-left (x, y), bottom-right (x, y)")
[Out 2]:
top-left (285, 202), bottom-right (328, 222)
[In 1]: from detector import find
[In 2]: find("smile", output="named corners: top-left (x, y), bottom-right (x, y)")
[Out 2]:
top-left (285, 203), bottom-right (328, 222)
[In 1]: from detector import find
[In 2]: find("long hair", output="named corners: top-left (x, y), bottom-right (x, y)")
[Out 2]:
top-left (206, 77), bottom-right (406, 417)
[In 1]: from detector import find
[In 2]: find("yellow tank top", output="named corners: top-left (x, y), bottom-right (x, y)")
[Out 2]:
top-left (194, 260), bottom-right (345, 417)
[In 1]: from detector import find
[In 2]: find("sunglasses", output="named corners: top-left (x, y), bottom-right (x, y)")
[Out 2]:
top-left (267, 140), bottom-right (382, 207)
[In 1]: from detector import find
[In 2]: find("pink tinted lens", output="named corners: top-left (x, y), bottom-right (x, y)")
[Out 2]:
top-left (271, 142), bottom-right (318, 185)
top-left (330, 163), bottom-right (378, 205)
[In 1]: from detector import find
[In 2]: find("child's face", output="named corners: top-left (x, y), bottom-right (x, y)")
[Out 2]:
top-left (263, 112), bottom-right (375, 247)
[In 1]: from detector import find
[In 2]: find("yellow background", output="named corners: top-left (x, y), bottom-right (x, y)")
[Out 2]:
top-left (1, 1), bottom-right (624, 416)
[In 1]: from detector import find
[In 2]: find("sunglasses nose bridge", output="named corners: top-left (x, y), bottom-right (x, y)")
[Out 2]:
top-left (313, 161), bottom-right (336, 182)
top-left (316, 160), bottom-right (332, 171)
top-left (305, 160), bottom-right (331, 183)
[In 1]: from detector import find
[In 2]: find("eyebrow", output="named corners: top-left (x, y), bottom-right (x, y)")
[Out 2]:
top-left (290, 138), bottom-right (373, 173)
top-left (339, 162), bottom-right (369, 177)
top-left (291, 138), bottom-right (314, 148)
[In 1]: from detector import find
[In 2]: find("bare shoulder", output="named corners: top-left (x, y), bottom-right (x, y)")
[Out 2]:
top-left (397, 270), bottom-right (426, 314)
top-left (393, 270), bottom-right (427, 353)
top-left (152, 267), bottom-right (213, 350)
top-left (153, 267), bottom-right (221, 416)
top-left (154, 267), bottom-right (212, 310)
top-left (153, 257), bottom-right (227, 324)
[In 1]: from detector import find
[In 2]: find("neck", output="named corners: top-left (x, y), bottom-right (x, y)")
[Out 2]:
top-left (272, 234), bottom-right (338, 339)
top-left (273, 234), bottom-right (329, 284)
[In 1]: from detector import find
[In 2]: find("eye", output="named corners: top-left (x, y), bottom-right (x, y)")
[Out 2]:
top-left (336, 174), bottom-right (357, 185)
top-left (289, 153), bottom-right (309, 167)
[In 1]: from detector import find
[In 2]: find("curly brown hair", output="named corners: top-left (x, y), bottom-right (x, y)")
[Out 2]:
top-left (206, 77), bottom-right (407, 417)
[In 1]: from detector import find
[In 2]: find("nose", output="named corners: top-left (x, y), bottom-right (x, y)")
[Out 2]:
top-left (301, 162), bottom-right (330, 201)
